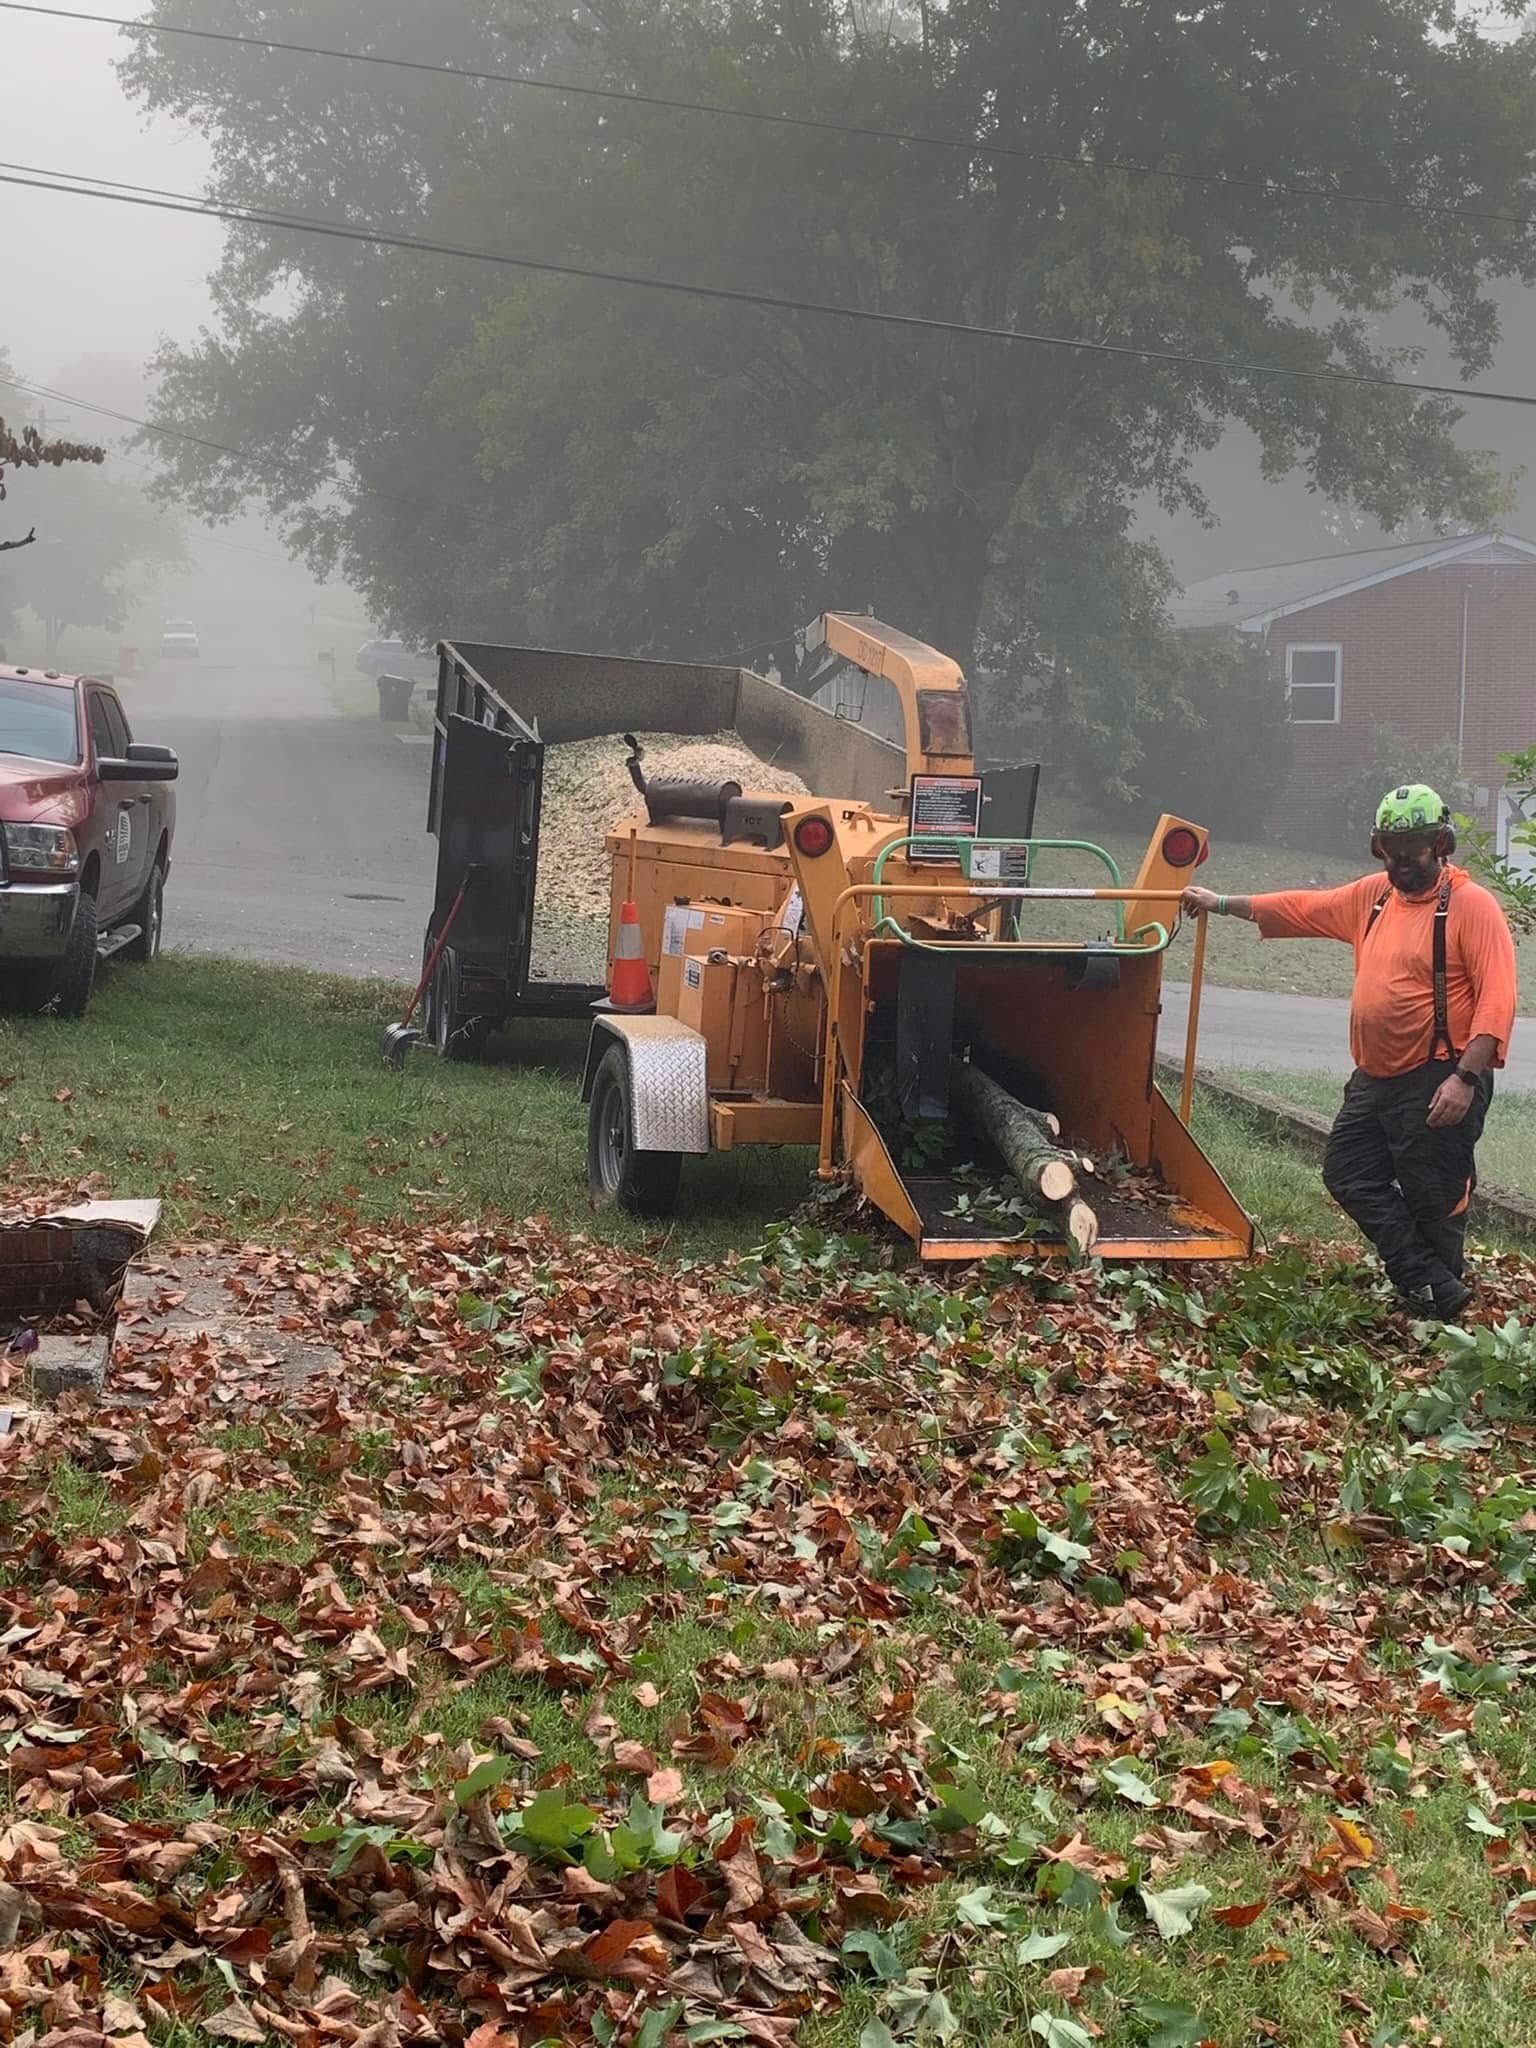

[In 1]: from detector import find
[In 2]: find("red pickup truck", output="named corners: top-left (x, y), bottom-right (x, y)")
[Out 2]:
top-left (0, 665), bottom-right (178, 1016)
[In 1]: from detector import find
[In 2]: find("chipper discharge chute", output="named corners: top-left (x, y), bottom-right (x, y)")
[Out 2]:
top-left (578, 612), bottom-right (1252, 1264)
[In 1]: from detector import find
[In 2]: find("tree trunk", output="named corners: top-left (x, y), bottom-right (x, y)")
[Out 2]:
top-left (951, 1060), bottom-right (1074, 1202)
top-left (950, 1060), bottom-right (1101, 1253)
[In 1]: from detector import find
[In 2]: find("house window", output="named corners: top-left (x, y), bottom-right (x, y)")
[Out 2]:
top-left (1285, 644), bottom-right (1341, 724)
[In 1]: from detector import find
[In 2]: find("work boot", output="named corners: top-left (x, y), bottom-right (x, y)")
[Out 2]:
top-left (1429, 1275), bottom-right (1474, 1322)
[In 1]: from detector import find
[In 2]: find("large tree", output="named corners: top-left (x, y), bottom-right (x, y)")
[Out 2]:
top-left (124, 0), bottom-right (1536, 796)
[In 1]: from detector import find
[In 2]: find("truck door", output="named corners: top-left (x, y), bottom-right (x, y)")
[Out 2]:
top-left (85, 687), bottom-right (146, 918)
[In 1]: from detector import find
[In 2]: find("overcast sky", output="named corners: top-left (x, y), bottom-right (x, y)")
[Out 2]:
top-left (0, 7), bottom-right (218, 395)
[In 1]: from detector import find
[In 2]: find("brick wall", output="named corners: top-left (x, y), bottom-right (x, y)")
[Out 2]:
top-left (1268, 563), bottom-right (1536, 845)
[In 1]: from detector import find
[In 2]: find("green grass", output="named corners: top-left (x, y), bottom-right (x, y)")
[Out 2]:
top-left (0, 952), bottom-right (811, 1251)
top-left (1214, 1065), bottom-right (1536, 1202)
top-left (1033, 798), bottom-right (1536, 1013)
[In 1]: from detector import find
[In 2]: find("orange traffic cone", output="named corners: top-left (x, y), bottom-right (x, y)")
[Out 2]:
top-left (609, 898), bottom-right (654, 1011)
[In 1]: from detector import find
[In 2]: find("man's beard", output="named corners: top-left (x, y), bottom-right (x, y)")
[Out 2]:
top-left (1388, 858), bottom-right (1437, 894)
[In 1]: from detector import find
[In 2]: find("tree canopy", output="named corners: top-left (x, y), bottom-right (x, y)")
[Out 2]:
top-left (126, 0), bottom-right (1536, 798)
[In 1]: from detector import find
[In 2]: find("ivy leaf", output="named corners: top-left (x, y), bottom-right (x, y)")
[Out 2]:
top-left (1015, 1930), bottom-right (1073, 1965)
top-left (633, 2003), bottom-right (684, 2048)
top-left (953, 1884), bottom-right (1012, 1929)
top-left (918, 1990), bottom-right (961, 2042)
top-left (842, 1928), bottom-right (907, 1982)
top-left (511, 1787), bottom-right (599, 1857)
top-left (1134, 2001), bottom-right (1209, 2048)
top-left (452, 1752), bottom-right (514, 1808)
top-left (1030, 2016), bottom-right (1093, 2048)
top-left (1139, 1882), bottom-right (1212, 1941)
top-left (1087, 1899), bottom-right (1135, 1950)
top-left (1102, 1758), bottom-right (1160, 1808)
top-left (858, 2025), bottom-right (900, 2048)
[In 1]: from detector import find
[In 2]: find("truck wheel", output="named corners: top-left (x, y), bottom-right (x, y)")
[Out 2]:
top-left (122, 862), bottom-right (165, 963)
top-left (587, 1043), bottom-right (682, 1217)
top-left (431, 947), bottom-right (490, 1062)
top-left (37, 891), bottom-right (98, 1018)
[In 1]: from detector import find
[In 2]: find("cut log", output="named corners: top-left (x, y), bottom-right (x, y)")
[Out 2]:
top-left (950, 1061), bottom-right (1078, 1205)
top-left (950, 1060), bottom-right (1103, 1252)
top-left (1065, 1198), bottom-right (1100, 1256)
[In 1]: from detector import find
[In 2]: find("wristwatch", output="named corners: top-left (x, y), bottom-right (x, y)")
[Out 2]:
top-left (1453, 1066), bottom-right (1479, 1087)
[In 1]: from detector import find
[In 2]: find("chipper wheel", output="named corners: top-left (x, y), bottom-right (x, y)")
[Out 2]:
top-left (429, 946), bottom-right (491, 1063)
top-left (587, 1044), bottom-right (682, 1218)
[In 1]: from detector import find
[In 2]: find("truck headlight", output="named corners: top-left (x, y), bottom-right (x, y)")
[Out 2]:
top-left (4, 825), bottom-right (81, 877)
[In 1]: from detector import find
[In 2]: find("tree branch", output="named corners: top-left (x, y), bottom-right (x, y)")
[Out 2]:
top-left (0, 528), bottom-right (37, 554)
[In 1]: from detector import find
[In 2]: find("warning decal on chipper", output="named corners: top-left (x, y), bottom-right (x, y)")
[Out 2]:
top-left (684, 958), bottom-right (704, 991)
top-left (971, 843), bottom-right (1030, 884)
top-left (909, 773), bottom-right (982, 862)
top-left (662, 905), bottom-right (706, 956)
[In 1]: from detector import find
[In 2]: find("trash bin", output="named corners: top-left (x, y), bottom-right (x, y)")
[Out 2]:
top-left (377, 673), bottom-right (414, 721)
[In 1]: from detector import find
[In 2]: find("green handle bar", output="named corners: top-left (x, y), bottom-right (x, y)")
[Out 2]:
top-left (866, 835), bottom-right (1172, 953)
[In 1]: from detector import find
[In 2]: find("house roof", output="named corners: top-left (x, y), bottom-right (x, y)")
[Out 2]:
top-left (1168, 530), bottom-right (1536, 633)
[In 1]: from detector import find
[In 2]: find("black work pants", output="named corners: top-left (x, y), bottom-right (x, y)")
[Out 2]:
top-left (1322, 1059), bottom-right (1492, 1297)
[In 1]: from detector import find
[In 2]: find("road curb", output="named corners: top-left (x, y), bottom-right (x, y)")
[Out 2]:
top-left (1161, 1061), bottom-right (1536, 1242)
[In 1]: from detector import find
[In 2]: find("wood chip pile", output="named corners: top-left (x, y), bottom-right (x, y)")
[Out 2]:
top-left (536, 731), bottom-right (807, 918)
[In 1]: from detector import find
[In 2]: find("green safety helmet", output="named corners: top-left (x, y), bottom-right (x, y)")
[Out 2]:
top-left (1374, 783), bottom-right (1450, 837)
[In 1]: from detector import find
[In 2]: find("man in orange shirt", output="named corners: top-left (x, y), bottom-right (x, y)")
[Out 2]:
top-left (1184, 783), bottom-right (1518, 1318)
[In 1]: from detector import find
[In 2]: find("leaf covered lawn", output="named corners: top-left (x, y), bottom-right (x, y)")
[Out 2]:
top-left (5, 1218), bottom-right (1536, 2048)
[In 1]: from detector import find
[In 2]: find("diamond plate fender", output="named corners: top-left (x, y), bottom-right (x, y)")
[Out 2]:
top-left (581, 1016), bottom-right (711, 1154)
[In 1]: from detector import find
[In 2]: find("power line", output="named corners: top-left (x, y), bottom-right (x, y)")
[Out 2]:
top-left (0, 369), bottom-right (422, 510)
top-left (5, 161), bottom-right (1536, 410)
top-left (5, 0), bottom-right (1536, 238)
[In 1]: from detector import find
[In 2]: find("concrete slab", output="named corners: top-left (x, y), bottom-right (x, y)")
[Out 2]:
top-left (115, 1248), bottom-right (343, 1392)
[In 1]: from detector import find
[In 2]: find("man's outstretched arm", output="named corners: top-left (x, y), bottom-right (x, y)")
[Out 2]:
top-left (1182, 877), bottom-right (1370, 943)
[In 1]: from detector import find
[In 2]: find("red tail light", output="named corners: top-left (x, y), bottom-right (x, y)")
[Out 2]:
top-left (793, 816), bottom-right (835, 858)
top-left (1161, 826), bottom-right (1202, 868)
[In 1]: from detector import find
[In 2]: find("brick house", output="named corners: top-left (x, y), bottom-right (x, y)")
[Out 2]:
top-left (1170, 531), bottom-right (1536, 859)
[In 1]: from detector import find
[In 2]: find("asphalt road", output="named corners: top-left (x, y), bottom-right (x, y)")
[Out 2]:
top-left (1160, 981), bottom-right (1536, 1092)
top-left (119, 643), bottom-right (1534, 1088)
top-left (120, 634), bottom-right (435, 980)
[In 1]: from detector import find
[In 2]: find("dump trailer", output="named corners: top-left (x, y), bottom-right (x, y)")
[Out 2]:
top-left (420, 621), bottom-right (1251, 1263)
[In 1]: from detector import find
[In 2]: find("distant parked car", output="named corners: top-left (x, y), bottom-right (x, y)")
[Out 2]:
top-left (355, 637), bottom-right (436, 683)
top-left (0, 665), bottom-right (178, 1016)
top-left (161, 619), bottom-right (199, 659)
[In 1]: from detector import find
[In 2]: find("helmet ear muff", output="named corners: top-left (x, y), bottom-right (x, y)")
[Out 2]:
top-left (1438, 822), bottom-right (1457, 858)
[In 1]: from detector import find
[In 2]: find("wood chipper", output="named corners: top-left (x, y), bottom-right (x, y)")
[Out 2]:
top-left (573, 614), bottom-right (1252, 1262)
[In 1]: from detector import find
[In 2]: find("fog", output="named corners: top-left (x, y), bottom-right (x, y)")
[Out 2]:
top-left (3, 0), bottom-right (1535, 847)
top-left (0, 10), bottom-right (369, 676)
top-left (0, 9), bottom-right (217, 376)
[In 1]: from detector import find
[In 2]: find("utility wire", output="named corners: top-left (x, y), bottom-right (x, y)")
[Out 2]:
top-left (5, 0), bottom-right (1536, 237)
top-left (5, 160), bottom-right (1536, 409)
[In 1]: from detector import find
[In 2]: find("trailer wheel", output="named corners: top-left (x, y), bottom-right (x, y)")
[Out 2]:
top-left (587, 1044), bottom-right (682, 1217)
top-left (431, 947), bottom-right (490, 1063)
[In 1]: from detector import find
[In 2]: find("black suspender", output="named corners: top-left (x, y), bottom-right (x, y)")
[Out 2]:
top-left (1364, 875), bottom-right (1456, 1063)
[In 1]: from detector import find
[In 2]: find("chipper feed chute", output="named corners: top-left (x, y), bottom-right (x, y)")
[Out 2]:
top-left (793, 812), bottom-right (1254, 1264)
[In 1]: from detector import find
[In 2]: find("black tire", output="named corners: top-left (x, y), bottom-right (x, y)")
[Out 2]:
top-left (431, 947), bottom-right (490, 1062)
top-left (587, 1043), bottom-right (682, 1217)
top-left (122, 861), bottom-right (165, 964)
top-left (37, 890), bottom-right (98, 1018)
top-left (416, 931), bottom-right (438, 1047)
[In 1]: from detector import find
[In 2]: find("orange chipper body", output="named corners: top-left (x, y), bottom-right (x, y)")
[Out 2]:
top-left (584, 612), bottom-right (1251, 1263)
